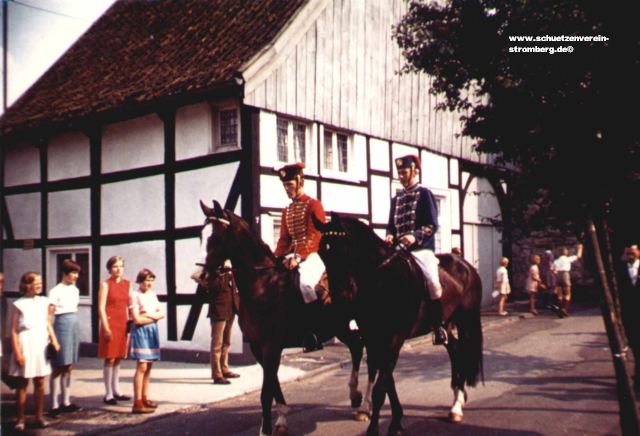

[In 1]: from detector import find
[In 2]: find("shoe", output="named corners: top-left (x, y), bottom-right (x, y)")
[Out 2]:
top-left (498, 311), bottom-right (508, 317)
top-left (14, 419), bottom-right (25, 431)
top-left (530, 310), bottom-right (539, 316)
top-left (223, 372), bottom-right (240, 379)
top-left (114, 394), bottom-right (131, 401)
top-left (61, 403), bottom-right (83, 413)
top-left (143, 399), bottom-right (158, 409)
top-left (433, 326), bottom-right (448, 345)
top-left (213, 378), bottom-right (231, 385)
top-left (103, 397), bottom-right (117, 405)
top-left (132, 404), bottom-right (155, 414)
top-left (35, 418), bottom-right (50, 428)
top-left (49, 408), bottom-right (63, 418)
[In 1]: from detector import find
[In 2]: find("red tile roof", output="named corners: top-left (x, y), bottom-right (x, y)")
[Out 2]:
top-left (0, 0), bottom-right (306, 135)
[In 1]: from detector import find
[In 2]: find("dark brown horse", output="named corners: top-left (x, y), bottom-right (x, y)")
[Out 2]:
top-left (314, 213), bottom-right (484, 436)
top-left (191, 201), bottom-right (375, 436)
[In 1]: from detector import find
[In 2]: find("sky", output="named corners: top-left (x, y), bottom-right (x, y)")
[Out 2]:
top-left (0, 0), bottom-right (117, 115)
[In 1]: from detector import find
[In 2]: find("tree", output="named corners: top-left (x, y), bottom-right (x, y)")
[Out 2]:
top-left (394, 0), bottom-right (640, 241)
top-left (393, 1), bottom-right (640, 433)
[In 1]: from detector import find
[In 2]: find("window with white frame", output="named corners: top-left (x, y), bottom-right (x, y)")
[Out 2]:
top-left (276, 118), bottom-right (308, 165)
top-left (323, 129), bottom-right (352, 174)
top-left (211, 103), bottom-right (240, 151)
top-left (46, 247), bottom-right (91, 299)
top-left (273, 217), bottom-right (282, 249)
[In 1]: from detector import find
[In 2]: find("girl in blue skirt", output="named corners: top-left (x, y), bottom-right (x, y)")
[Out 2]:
top-left (48, 259), bottom-right (83, 418)
top-left (129, 269), bottom-right (164, 414)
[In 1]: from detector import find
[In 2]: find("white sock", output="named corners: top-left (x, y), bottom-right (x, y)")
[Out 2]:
top-left (103, 366), bottom-right (114, 399)
top-left (61, 374), bottom-right (71, 406)
top-left (50, 376), bottom-right (60, 409)
top-left (112, 364), bottom-right (122, 396)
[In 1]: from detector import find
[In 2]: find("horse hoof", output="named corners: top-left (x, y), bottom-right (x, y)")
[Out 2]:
top-left (448, 412), bottom-right (463, 423)
top-left (272, 424), bottom-right (289, 436)
top-left (351, 392), bottom-right (363, 408)
top-left (355, 411), bottom-right (371, 421)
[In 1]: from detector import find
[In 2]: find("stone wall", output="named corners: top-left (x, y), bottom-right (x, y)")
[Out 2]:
top-left (510, 231), bottom-right (595, 300)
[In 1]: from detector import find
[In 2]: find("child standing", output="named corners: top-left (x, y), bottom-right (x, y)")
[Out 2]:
top-left (10, 272), bottom-right (60, 431)
top-left (129, 269), bottom-right (164, 414)
top-left (493, 257), bottom-right (511, 316)
top-left (525, 255), bottom-right (546, 315)
top-left (48, 259), bottom-right (83, 418)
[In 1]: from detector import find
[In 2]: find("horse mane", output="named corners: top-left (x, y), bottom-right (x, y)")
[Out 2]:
top-left (226, 209), bottom-right (278, 262)
top-left (340, 217), bottom-right (391, 255)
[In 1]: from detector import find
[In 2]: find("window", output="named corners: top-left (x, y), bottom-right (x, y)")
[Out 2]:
top-left (276, 118), bottom-right (308, 165)
top-left (323, 129), bottom-right (351, 174)
top-left (323, 131), bottom-right (333, 170)
top-left (337, 134), bottom-right (348, 172)
top-left (273, 218), bottom-right (282, 248)
top-left (220, 109), bottom-right (238, 147)
top-left (47, 247), bottom-right (91, 299)
top-left (211, 103), bottom-right (240, 151)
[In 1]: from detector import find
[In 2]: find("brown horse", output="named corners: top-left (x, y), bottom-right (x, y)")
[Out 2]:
top-left (313, 213), bottom-right (484, 436)
top-left (191, 201), bottom-right (375, 436)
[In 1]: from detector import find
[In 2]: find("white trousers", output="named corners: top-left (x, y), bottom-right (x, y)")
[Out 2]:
top-left (287, 252), bottom-right (325, 303)
top-left (411, 249), bottom-right (442, 300)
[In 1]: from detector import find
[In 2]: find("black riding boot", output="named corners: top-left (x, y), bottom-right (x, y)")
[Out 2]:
top-left (431, 298), bottom-right (448, 345)
top-left (303, 300), bottom-right (325, 353)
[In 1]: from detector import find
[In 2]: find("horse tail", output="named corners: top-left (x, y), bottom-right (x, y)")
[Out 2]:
top-left (456, 307), bottom-right (484, 387)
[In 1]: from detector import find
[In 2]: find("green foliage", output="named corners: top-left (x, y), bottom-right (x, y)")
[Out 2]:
top-left (394, 0), bottom-right (640, 238)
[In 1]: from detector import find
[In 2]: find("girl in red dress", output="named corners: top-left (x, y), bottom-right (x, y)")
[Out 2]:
top-left (97, 256), bottom-right (132, 405)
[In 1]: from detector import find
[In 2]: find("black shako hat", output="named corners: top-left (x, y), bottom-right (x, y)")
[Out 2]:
top-left (395, 155), bottom-right (422, 170)
top-left (275, 162), bottom-right (305, 182)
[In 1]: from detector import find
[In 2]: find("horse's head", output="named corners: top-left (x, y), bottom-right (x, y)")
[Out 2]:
top-left (190, 200), bottom-right (234, 289)
top-left (313, 212), bottom-right (358, 299)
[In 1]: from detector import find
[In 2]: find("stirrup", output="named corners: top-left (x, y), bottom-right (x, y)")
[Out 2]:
top-left (433, 326), bottom-right (448, 345)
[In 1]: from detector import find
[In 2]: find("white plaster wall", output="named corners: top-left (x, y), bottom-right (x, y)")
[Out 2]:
top-left (1, 248), bottom-right (42, 293)
top-left (48, 189), bottom-right (91, 238)
top-left (260, 174), bottom-right (318, 210)
top-left (449, 158), bottom-right (460, 186)
top-left (259, 110), bottom-right (277, 169)
top-left (101, 176), bottom-right (165, 234)
top-left (76, 307), bottom-right (93, 343)
top-left (353, 134), bottom-right (367, 182)
top-left (421, 150), bottom-right (448, 190)
top-left (5, 193), bottom-right (41, 239)
top-left (321, 183), bottom-right (368, 215)
top-left (48, 131), bottom-right (90, 181)
top-left (451, 189), bottom-right (461, 231)
top-left (371, 175), bottom-right (390, 225)
top-left (4, 142), bottom-right (40, 187)
top-left (175, 103), bottom-right (212, 161)
top-left (175, 238), bottom-right (202, 295)
top-left (100, 241), bottom-right (166, 296)
top-left (175, 162), bottom-right (240, 229)
top-left (369, 138), bottom-right (390, 172)
top-left (391, 143), bottom-right (419, 180)
top-left (451, 234), bottom-right (461, 251)
top-left (102, 114), bottom-right (164, 173)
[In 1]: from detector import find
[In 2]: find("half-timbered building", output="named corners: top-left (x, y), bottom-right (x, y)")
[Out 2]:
top-left (0, 0), bottom-right (509, 360)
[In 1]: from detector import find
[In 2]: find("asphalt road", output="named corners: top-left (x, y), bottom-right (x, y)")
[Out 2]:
top-left (101, 306), bottom-right (634, 436)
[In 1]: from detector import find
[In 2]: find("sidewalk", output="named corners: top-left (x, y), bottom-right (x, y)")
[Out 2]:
top-left (0, 300), bottom-right (574, 435)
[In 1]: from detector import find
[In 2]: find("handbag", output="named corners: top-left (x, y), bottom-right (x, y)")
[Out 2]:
top-left (46, 343), bottom-right (58, 361)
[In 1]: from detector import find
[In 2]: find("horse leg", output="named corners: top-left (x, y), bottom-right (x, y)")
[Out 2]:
top-left (356, 357), bottom-right (377, 422)
top-left (444, 334), bottom-right (465, 423)
top-left (385, 372), bottom-right (404, 436)
top-left (339, 329), bottom-right (365, 408)
top-left (252, 342), bottom-right (286, 436)
top-left (366, 350), bottom-right (390, 436)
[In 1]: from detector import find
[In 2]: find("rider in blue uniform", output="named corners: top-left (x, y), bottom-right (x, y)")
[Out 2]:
top-left (385, 155), bottom-right (447, 345)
